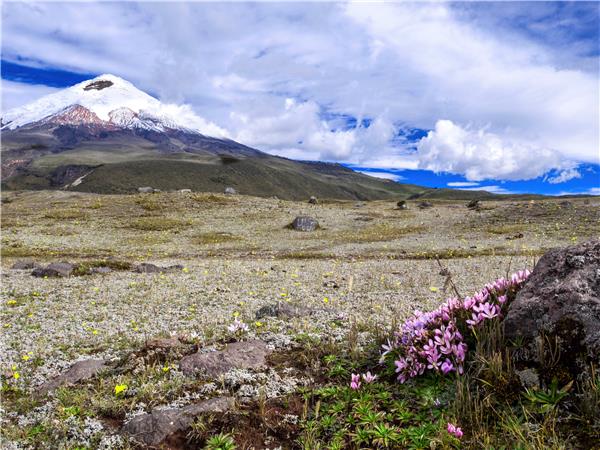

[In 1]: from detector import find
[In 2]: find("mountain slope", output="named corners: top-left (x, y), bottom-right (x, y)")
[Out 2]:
top-left (1, 74), bottom-right (492, 200)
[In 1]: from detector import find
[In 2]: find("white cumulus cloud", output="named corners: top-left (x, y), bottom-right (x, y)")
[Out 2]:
top-left (417, 120), bottom-right (576, 181)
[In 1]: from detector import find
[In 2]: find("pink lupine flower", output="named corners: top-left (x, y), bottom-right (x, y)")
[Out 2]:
top-left (350, 373), bottom-right (361, 390)
top-left (362, 371), bottom-right (377, 383)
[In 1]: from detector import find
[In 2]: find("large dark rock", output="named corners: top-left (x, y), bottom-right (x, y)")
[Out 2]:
top-left (121, 397), bottom-right (233, 446)
top-left (308, 196), bottom-right (318, 205)
top-left (504, 239), bottom-right (600, 381)
top-left (180, 340), bottom-right (270, 377)
top-left (32, 262), bottom-right (75, 278)
top-left (397, 200), bottom-right (408, 210)
top-left (291, 216), bottom-right (319, 232)
top-left (39, 359), bottom-right (107, 394)
top-left (418, 201), bottom-right (433, 209)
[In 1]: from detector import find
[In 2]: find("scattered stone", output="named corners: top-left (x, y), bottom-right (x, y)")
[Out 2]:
top-left (39, 359), bottom-right (107, 394)
top-left (559, 200), bottom-right (574, 209)
top-left (323, 280), bottom-right (339, 289)
top-left (11, 259), bottom-right (41, 270)
top-left (354, 203), bottom-right (365, 208)
top-left (224, 187), bottom-right (237, 195)
top-left (467, 199), bottom-right (480, 210)
top-left (308, 196), bottom-right (318, 205)
top-left (153, 189), bottom-right (162, 193)
top-left (137, 186), bottom-right (154, 194)
top-left (290, 216), bottom-right (319, 232)
top-left (506, 233), bottom-right (524, 240)
top-left (134, 263), bottom-right (184, 274)
top-left (516, 368), bottom-right (540, 389)
top-left (255, 302), bottom-right (314, 319)
top-left (179, 189), bottom-right (192, 194)
top-left (397, 200), bottom-right (408, 210)
top-left (418, 201), bottom-right (433, 209)
top-left (504, 239), bottom-right (600, 381)
top-left (180, 340), bottom-right (270, 377)
top-left (121, 397), bottom-right (233, 446)
top-left (32, 262), bottom-right (75, 278)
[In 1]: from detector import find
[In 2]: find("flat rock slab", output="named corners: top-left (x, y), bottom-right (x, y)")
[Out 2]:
top-left (12, 259), bottom-right (42, 270)
top-left (39, 359), bottom-right (107, 394)
top-left (255, 302), bottom-right (314, 319)
top-left (134, 263), bottom-right (184, 274)
top-left (291, 216), bottom-right (319, 232)
top-left (121, 397), bottom-right (233, 446)
top-left (180, 340), bottom-right (270, 377)
top-left (32, 262), bottom-right (74, 278)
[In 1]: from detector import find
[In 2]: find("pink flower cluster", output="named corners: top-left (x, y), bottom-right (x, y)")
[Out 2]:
top-left (383, 270), bottom-right (530, 383)
top-left (447, 422), bottom-right (463, 438)
top-left (350, 371), bottom-right (378, 390)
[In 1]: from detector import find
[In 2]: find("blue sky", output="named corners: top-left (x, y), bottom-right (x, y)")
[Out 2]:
top-left (1, 1), bottom-right (598, 195)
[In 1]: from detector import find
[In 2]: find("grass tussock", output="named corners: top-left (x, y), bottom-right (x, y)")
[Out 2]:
top-left (337, 223), bottom-right (425, 243)
top-left (126, 217), bottom-right (190, 232)
top-left (191, 193), bottom-right (235, 205)
top-left (43, 209), bottom-right (88, 220)
top-left (194, 231), bottom-right (241, 245)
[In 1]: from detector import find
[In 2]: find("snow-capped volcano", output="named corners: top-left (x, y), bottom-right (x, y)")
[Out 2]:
top-left (1, 74), bottom-right (227, 136)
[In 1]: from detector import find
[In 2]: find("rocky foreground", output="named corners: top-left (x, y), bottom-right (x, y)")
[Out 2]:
top-left (1, 192), bottom-right (599, 448)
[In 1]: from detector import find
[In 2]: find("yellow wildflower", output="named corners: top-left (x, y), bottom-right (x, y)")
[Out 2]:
top-left (114, 384), bottom-right (128, 396)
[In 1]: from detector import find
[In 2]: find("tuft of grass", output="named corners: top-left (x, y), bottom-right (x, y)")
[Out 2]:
top-left (337, 223), bottom-right (425, 243)
top-left (43, 209), bottom-right (88, 220)
top-left (194, 232), bottom-right (241, 245)
top-left (135, 197), bottom-right (163, 211)
top-left (72, 259), bottom-right (132, 276)
top-left (126, 217), bottom-right (190, 231)
top-left (191, 193), bottom-right (235, 205)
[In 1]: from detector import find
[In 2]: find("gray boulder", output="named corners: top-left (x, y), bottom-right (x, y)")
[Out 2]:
top-left (39, 359), bottom-right (107, 394)
top-left (504, 239), bottom-right (600, 382)
top-left (180, 340), bottom-right (270, 377)
top-left (138, 186), bottom-right (154, 194)
top-left (291, 216), bottom-right (319, 232)
top-left (397, 200), bottom-right (408, 210)
top-left (32, 262), bottom-right (74, 278)
top-left (224, 187), bottom-right (237, 195)
top-left (418, 201), bottom-right (433, 209)
top-left (121, 397), bottom-right (233, 446)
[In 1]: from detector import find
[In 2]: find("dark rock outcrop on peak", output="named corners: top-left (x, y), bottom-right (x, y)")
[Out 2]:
top-left (504, 239), bottom-right (600, 382)
top-left (291, 216), bottom-right (319, 232)
top-left (121, 397), bottom-right (233, 446)
top-left (180, 340), bottom-right (270, 377)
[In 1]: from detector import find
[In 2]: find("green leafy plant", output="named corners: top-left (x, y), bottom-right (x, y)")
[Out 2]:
top-left (204, 432), bottom-right (236, 450)
top-left (523, 378), bottom-right (573, 414)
